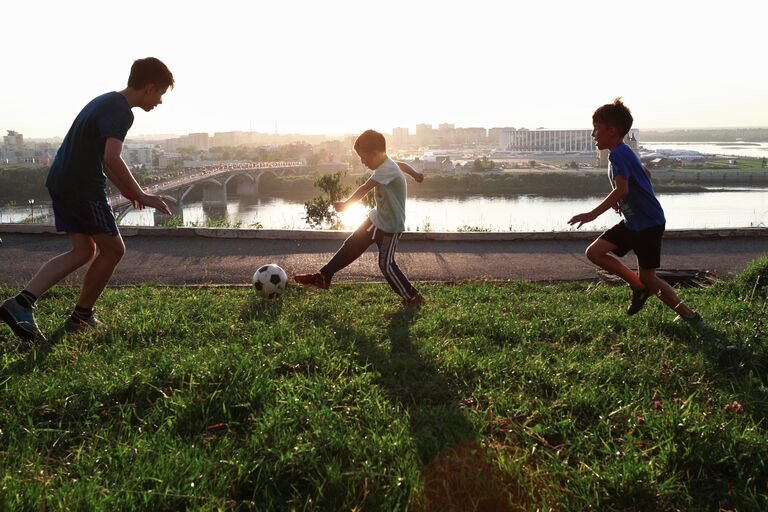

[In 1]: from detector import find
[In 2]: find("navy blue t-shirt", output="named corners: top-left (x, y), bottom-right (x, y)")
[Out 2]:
top-left (608, 143), bottom-right (665, 231)
top-left (46, 92), bottom-right (134, 201)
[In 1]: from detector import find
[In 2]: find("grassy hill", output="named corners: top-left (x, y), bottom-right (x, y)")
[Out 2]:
top-left (2, 258), bottom-right (767, 510)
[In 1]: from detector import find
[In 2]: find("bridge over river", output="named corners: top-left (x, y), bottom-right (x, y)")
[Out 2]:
top-left (109, 161), bottom-right (307, 222)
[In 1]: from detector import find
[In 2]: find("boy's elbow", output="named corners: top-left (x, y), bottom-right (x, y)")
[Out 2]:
top-left (103, 157), bottom-right (120, 171)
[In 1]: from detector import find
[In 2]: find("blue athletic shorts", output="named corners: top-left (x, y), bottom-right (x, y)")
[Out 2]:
top-left (50, 193), bottom-right (119, 236)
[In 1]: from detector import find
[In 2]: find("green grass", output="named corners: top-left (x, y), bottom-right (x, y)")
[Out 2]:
top-left (2, 258), bottom-right (768, 511)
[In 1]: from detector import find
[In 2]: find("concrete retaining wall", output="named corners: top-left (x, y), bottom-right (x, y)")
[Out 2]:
top-left (2, 223), bottom-right (767, 242)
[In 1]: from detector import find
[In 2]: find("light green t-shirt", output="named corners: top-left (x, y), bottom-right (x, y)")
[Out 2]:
top-left (367, 157), bottom-right (406, 233)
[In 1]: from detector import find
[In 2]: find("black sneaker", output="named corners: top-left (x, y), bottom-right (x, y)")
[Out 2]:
top-left (66, 315), bottom-right (104, 333)
top-left (0, 297), bottom-right (46, 342)
top-left (626, 287), bottom-right (650, 316)
top-left (674, 311), bottom-right (706, 332)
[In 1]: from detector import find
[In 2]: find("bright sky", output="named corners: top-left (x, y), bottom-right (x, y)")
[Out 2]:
top-left (3, 0), bottom-right (766, 139)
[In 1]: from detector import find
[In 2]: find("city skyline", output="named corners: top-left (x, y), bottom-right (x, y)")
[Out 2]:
top-left (3, 0), bottom-right (766, 139)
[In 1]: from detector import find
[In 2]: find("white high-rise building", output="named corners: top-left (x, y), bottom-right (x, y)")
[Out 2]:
top-left (499, 128), bottom-right (594, 153)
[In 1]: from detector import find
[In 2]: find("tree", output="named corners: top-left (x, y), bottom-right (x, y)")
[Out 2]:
top-left (355, 175), bottom-right (375, 208)
top-left (303, 171), bottom-right (351, 229)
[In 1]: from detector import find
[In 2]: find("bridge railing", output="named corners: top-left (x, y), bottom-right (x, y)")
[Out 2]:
top-left (108, 161), bottom-right (304, 209)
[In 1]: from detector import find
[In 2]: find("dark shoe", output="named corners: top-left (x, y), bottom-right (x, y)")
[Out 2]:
top-left (66, 315), bottom-right (104, 333)
top-left (627, 287), bottom-right (650, 316)
top-left (674, 311), bottom-right (705, 332)
top-left (404, 294), bottom-right (426, 309)
top-left (293, 273), bottom-right (329, 290)
top-left (0, 297), bottom-right (46, 342)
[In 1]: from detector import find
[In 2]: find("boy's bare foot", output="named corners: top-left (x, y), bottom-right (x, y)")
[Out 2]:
top-left (293, 273), bottom-right (329, 290)
top-left (627, 287), bottom-right (650, 316)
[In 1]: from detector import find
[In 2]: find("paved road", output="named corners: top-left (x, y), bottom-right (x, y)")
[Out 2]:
top-left (1, 232), bottom-right (766, 287)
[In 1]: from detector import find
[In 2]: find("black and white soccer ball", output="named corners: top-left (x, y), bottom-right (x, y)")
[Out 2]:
top-left (252, 263), bottom-right (288, 299)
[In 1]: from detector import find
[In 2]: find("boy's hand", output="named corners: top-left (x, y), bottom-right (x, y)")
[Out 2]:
top-left (333, 201), bottom-right (348, 212)
top-left (133, 192), bottom-right (172, 215)
top-left (568, 212), bottom-right (596, 229)
top-left (413, 172), bottom-right (424, 183)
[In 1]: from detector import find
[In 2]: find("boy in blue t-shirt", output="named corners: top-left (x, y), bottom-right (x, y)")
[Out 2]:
top-left (568, 99), bottom-right (704, 329)
top-left (0, 58), bottom-right (174, 342)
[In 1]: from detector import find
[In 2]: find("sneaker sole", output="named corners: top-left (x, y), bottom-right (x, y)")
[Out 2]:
top-left (0, 305), bottom-right (44, 342)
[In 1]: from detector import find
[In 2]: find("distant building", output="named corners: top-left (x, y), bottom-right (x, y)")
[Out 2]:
top-left (415, 124), bottom-right (434, 146)
top-left (488, 127), bottom-right (514, 146)
top-left (3, 130), bottom-right (23, 147)
top-left (455, 127), bottom-right (487, 145)
top-left (391, 127), bottom-right (410, 149)
top-left (123, 144), bottom-right (153, 167)
top-left (185, 132), bottom-right (210, 151)
top-left (596, 130), bottom-right (640, 167)
top-left (500, 128), bottom-right (594, 153)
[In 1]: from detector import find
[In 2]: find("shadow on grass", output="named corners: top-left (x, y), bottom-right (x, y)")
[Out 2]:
top-left (239, 295), bottom-right (284, 323)
top-left (659, 320), bottom-right (768, 510)
top-left (0, 326), bottom-right (66, 377)
top-left (335, 305), bottom-right (534, 511)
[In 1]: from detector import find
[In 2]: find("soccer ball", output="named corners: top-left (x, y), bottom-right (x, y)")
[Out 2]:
top-left (252, 263), bottom-right (288, 299)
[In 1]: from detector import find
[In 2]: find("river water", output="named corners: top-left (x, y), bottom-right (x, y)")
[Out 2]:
top-left (107, 187), bottom-right (767, 232)
top-left (642, 141), bottom-right (768, 159)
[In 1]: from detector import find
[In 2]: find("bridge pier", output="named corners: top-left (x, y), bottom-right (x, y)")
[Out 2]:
top-left (235, 181), bottom-right (258, 196)
top-left (154, 202), bottom-right (184, 226)
top-left (202, 183), bottom-right (227, 205)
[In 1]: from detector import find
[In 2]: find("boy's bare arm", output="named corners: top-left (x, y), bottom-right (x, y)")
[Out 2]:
top-left (396, 161), bottom-right (424, 182)
top-left (103, 138), bottom-right (171, 215)
top-left (568, 175), bottom-right (628, 228)
top-left (333, 177), bottom-right (377, 212)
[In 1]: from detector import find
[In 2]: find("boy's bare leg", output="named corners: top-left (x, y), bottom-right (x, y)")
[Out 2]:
top-left (25, 233), bottom-right (98, 297)
top-left (585, 239), bottom-right (644, 289)
top-left (638, 268), bottom-right (695, 317)
top-left (75, 233), bottom-right (126, 309)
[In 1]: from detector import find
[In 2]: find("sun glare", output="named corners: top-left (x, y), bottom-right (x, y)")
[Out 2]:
top-left (339, 203), bottom-right (368, 230)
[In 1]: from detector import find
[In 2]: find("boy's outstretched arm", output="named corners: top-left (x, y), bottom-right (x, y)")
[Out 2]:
top-left (396, 161), bottom-right (424, 182)
top-left (568, 175), bottom-right (628, 228)
top-left (103, 138), bottom-right (172, 215)
top-left (333, 177), bottom-right (378, 212)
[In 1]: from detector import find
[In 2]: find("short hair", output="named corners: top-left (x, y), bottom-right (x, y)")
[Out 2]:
top-left (127, 57), bottom-right (175, 90)
top-left (354, 129), bottom-right (386, 153)
top-left (592, 98), bottom-right (633, 137)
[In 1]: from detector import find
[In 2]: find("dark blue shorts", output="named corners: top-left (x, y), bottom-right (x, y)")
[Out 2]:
top-left (51, 194), bottom-right (119, 236)
top-left (600, 221), bottom-right (664, 269)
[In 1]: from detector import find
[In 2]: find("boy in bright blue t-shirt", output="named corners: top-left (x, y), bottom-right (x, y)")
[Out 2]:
top-left (568, 98), bottom-right (704, 330)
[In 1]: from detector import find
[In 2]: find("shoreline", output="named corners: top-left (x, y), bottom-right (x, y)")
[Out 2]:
top-left (3, 223), bottom-right (767, 242)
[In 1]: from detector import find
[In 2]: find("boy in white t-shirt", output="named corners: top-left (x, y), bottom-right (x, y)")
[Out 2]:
top-left (294, 129), bottom-right (425, 307)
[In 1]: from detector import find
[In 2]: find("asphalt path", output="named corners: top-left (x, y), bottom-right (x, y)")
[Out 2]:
top-left (1, 232), bottom-right (766, 287)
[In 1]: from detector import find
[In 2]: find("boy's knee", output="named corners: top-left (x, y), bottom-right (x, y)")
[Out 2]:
top-left (74, 243), bottom-right (97, 265)
top-left (638, 269), bottom-right (661, 292)
top-left (100, 241), bottom-right (126, 262)
top-left (585, 245), bottom-right (601, 263)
